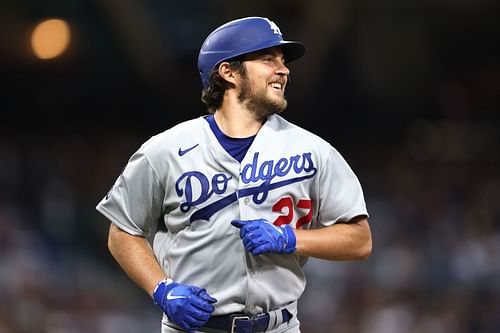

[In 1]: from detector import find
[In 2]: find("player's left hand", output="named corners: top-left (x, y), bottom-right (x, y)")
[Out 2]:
top-left (231, 219), bottom-right (296, 255)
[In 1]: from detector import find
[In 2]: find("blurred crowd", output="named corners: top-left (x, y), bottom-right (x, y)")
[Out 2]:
top-left (1, 120), bottom-right (499, 333)
top-left (300, 135), bottom-right (500, 333)
top-left (0, 134), bottom-right (160, 333)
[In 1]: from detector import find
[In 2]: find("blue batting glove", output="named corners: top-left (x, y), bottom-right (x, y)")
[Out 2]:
top-left (152, 279), bottom-right (217, 332)
top-left (231, 219), bottom-right (296, 255)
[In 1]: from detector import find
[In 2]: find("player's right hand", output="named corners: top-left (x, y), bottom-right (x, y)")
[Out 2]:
top-left (152, 279), bottom-right (217, 332)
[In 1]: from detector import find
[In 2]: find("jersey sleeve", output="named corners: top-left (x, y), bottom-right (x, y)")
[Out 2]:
top-left (96, 151), bottom-right (164, 238)
top-left (317, 146), bottom-right (368, 226)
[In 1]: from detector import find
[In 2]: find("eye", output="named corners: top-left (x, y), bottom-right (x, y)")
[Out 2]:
top-left (262, 56), bottom-right (273, 63)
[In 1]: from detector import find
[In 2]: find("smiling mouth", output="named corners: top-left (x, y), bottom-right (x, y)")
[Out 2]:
top-left (269, 82), bottom-right (285, 92)
top-left (271, 83), bottom-right (282, 90)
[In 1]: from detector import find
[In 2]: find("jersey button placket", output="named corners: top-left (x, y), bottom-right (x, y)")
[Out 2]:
top-left (237, 165), bottom-right (254, 312)
top-left (238, 166), bottom-right (250, 218)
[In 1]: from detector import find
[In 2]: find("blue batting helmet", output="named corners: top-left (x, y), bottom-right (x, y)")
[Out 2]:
top-left (198, 17), bottom-right (305, 89)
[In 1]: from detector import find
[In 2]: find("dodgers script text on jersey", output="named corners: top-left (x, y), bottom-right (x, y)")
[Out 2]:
top-left (176, 151), bottom-right (317, 222)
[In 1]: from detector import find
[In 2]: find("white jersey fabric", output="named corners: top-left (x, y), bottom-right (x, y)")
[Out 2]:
top-left (96, 114), bottom-right (368, 319)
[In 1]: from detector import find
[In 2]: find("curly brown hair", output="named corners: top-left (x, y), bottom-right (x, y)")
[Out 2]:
top-left (200, 60), bottom-right (245, 114)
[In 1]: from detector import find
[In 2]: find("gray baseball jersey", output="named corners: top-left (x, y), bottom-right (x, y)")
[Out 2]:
top-left (96, 114), bottom-right (368, 317)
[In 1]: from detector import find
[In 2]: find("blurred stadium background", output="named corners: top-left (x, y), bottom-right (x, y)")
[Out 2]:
top-left (1, 0), bottom-right (499, 332)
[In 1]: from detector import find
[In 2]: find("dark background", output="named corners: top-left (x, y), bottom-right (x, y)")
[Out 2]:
top-left (1, 1), bottom-right (499, 332)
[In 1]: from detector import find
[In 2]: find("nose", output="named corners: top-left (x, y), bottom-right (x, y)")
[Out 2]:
top-left (276, 60), bottom-right (290, 76)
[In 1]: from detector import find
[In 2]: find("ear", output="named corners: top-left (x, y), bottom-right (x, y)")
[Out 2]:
top-left (218, 62), bottom-right (238, 85)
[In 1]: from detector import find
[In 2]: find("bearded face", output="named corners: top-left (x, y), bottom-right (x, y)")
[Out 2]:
top-left (236, 48), bottom-right (289, 121)
top-left (237, 69), bottom-right (288, 120)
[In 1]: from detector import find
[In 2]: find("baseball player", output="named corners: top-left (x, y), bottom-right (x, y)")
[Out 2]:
top-left (97, 16), bottom-right (371, 333)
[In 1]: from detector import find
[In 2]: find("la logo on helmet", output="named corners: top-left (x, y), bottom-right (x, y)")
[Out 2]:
top-left (265, 18), bottom-right (282, 36)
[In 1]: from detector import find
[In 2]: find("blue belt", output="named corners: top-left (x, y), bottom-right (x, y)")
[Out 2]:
top-left (205, 309), bottom-right (292, 333)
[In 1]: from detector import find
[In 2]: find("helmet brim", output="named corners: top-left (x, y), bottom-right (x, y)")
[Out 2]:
top-left (278, 41), bottom-right (305, 63)
top-left (223, 41), bottom-right (305, 65)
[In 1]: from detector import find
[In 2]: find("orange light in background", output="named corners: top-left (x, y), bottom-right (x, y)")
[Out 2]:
top-left (31, 19), bottom-right (71, 60)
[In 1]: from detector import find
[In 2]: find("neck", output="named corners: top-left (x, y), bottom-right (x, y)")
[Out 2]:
top-left (215, 96), bottom-right (265, 138)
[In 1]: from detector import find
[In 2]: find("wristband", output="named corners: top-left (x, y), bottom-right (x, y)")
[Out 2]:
top-left (283, 225), bottom-right (297, 254)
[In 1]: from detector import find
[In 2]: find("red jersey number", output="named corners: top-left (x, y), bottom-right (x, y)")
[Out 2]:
top-left (272, 197), bottom-right (313, 229)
